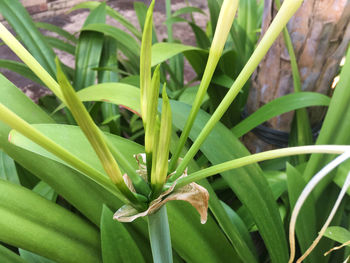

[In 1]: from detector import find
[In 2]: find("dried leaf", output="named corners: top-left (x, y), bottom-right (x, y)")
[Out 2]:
top-left (114, 157), bottom-right (209, 224)
top-left (324, 240), bottom-right (350, 256)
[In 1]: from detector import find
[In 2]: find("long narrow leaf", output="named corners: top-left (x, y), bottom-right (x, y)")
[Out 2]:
top-left (232, 92), bottom-right (330, 137)
top-left (74, 2), bottom-right (105, 91)
top-left (0, 60), bottom-right (44, 85)
top-left (71, 1), bottom-right (142, 39)
top-left (35, 21), bottom-right (77, 44)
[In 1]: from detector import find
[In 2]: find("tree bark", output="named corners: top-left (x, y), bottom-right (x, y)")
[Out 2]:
top-left (246, 0), bottom-right (350, 152)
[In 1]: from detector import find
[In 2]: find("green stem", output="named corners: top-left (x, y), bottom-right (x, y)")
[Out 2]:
top-left (168, 0), bottom-right (239, 172)
top-left (148, 205), bottom-right (173, 263)
top-left (174, 145), bottom-right (350, 189)
top-left (276, 0), bottom-right (312, 163)
top-left (171, 0), bottom-right (304, 180)
top-left (165, 0), bottom-right (173, 42)
top-left (0, 22), bottom-right (63, 101)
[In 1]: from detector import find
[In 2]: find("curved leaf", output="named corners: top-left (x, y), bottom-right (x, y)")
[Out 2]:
top-left (71, 1), bottom-right (142, 39)
top-left (0, 60), bottom-right (44, 85)
top-left (232, 92), bottom-right (331, 137)
top-left (151, 43), bottom-right (205, 67)
top-left (0, 179), bottom-right (101, 263)
top-left (324, 226), bottom-right (350, 244)
top-left (35, 22), bottom-right (77, 44)
top-left (172, 6), bottom-right (206, 17)
top-left (56, 83), bottom-right (141, 115)
top-left (45, 36), bottom-right (75, 55)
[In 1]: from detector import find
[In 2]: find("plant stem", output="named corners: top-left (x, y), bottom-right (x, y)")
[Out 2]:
top-left (0, 22), bottom-right (63, 101)
top-left (171, 0), bottom-right (304, 180)
top-left (148, 205), bottom-right (173, 263)
top-left (168, 0), bottom-right (239, 172)
top-left (174, 145), bottom-right (350, 189)
top-left (288, 151), bottom-right (350, 263)
top-left (165, 0), bottom-right (173, 42)
top-left (275, 0), bottom-right (313, 163)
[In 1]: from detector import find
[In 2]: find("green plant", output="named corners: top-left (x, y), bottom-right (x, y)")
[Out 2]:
top-left (0, 0), bottom-right (350, 262)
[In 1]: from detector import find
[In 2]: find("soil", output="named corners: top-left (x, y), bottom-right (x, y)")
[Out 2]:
top-left (0, 0), bottom-right (209, 102)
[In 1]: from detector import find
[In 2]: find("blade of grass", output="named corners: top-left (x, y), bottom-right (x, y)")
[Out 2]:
top-left (232, 92), bottom-right (330, 137)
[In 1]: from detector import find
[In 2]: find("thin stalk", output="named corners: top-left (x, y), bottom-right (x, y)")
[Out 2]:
top-left (275, 0), bottom-right (312, 162)
top-left (168, 0), bottom-right (239, 172)
top-left (288, 152), bottom-right (350, 263)
top-left (148, 205), bottom-right (173, 263)
top-left (296, 172), bottom-right (350, 262)
top-left (171, 0), bottom-right (304, 180)
top-left (0, 103), bottom-right (130, 205)
top-left (0, 22), bottom-right (63, 101)
top-left (165, 0), bottom-right (173, 42)
top-left (174, 145), bottom-right (350, 189)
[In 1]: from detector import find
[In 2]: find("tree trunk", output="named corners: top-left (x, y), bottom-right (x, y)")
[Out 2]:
top-left (245, 0), bottom-right (350, 152)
